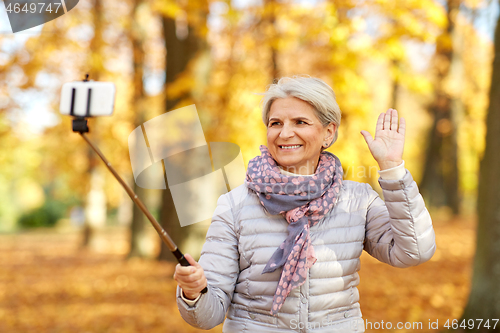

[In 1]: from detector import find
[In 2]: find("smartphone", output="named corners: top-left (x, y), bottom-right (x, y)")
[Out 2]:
top-left (60, 81), bottom-right (116, 117)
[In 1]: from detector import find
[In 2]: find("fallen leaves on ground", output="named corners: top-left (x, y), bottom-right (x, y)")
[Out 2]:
top-left (0, 217), bottom-right (474, 332)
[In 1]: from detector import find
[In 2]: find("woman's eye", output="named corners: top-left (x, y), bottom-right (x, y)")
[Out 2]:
top-left (297, 120), bottom-right (307, 125)
top-left (269, 121), bottom-right (280, 126)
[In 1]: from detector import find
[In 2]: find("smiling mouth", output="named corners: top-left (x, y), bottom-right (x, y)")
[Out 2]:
top-left (279, 145), bottom-right (302, 150)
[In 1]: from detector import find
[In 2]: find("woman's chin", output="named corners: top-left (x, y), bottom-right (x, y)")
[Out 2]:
top-left (276, 158), bottom-right (301, 168)
top-left (276, 159), bottom-right (304, 171)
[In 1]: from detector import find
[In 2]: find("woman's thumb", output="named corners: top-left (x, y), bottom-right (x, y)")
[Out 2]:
top-left (184, 253), bottom-right (200, 268)
top-left (360, 130), bottom-right (373, 145)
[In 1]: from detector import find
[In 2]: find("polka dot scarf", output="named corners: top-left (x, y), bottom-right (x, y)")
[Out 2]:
top-left (245, 145), bottom-right (343, 315)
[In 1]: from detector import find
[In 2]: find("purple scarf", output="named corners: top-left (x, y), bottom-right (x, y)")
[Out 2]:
top-left (245, 145), bottom-right (343, 315)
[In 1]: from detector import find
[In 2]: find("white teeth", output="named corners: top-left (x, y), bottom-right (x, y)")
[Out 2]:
top-left (280, 145), bottom-right (301, 149)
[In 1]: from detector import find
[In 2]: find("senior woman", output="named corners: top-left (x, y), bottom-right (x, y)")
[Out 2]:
top-left (174, 76), bottom-right (435, 332)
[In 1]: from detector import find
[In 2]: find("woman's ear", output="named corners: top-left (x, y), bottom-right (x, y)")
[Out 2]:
top-left (324, 123), bottom-right (337, 145)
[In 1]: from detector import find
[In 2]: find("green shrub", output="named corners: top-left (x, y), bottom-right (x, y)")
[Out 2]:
top-left (17, 200), bottom-right (67, 228)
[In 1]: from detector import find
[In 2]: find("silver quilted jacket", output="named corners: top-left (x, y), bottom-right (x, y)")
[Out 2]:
top-left (176, 170), bottom-right (436, 332)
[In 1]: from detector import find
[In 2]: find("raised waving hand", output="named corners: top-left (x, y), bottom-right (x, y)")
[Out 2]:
top-left (360, 108), bottom-right (405, 170)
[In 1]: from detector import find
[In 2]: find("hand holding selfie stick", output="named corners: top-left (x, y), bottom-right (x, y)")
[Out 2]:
top-left (64, 75), bottom-right (207, 294)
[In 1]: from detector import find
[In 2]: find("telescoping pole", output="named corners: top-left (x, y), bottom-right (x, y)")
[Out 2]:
top-left (78, 130), bottom-right (207, 293)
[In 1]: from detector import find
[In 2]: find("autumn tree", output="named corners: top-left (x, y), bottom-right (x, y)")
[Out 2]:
top-left (156, 0), bottom-right (209, 261)
top-left (7, 1), bottom-right (113, 240)
top-left (419, 0), bottom-right (462, 215)
top-left (458, 1), bottom-right (500, 328)
top-left (79, 0), bottom-right (109, 248)
top-left (126, 0), bottom-right (150, 258)
top-left (263, 0), bottom-right (280, 81)
top-left (9, 0), bottom-right (147, 245)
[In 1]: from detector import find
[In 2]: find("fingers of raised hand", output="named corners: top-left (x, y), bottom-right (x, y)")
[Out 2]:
top-left (391, 109), bottom-right (399, 131)
top-left (376, 113), bottom-right (384, 133)
top-left (398, 117), bottom-right (406, 135)
top-left (383, 109), bottom-right (392, 130)
top-left (381, 108), bottom-right (401, 132)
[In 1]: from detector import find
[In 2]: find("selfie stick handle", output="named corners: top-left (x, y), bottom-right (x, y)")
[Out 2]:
top-left (79, 131), bottom-right (197, 271)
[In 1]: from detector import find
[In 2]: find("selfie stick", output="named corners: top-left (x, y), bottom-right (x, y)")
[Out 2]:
top-left (71, 76), bottom-right (207, 294)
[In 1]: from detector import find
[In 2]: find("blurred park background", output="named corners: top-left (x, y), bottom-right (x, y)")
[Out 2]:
top-left (1, 0), bottom-right (500, 331)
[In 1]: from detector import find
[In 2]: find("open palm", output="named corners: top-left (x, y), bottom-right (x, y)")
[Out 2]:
top-left (360, 108), bottom-right (405, 170)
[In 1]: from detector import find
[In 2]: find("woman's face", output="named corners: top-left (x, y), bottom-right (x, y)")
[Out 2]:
top-left (267, 97), bottom-right (336, 175)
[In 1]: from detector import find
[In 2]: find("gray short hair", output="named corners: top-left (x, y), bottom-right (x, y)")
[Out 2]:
top-left (260, 75), bottom-right (342, 146)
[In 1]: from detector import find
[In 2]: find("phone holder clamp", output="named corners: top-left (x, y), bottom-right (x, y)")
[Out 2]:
top-left (72, 117), bottom-right (89, 133)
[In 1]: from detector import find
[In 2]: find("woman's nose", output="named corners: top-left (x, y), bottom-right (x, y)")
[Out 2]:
top-left (279, 123), bottom-right (294, 139)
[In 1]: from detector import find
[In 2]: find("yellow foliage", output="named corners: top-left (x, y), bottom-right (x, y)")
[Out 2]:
top-left (14, 178), bottom-right (46, 211)
top-left (0, 0), bottom-right (493, 227)
top-left (150, 0), bottom-right (182, 19)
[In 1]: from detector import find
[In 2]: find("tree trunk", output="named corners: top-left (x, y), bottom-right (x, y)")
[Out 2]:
top-left (126, 0), bottom-right (151, 259)
top-left (158, 3), bottom-right (208, 262)
top-left (264, 0), bottom-right (279, 81)
top-left (419, 0), bottom-right (461, 215)
top-left (391, 59), bottom-right (400, 109)
top-left (457, 2), bottom-right (500, 329)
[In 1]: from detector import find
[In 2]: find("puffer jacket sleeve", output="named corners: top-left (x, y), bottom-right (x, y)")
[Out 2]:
top-left (363, 169), bottom-right (436, 267)
top-left (176, 190), bottom-right (240, 329)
